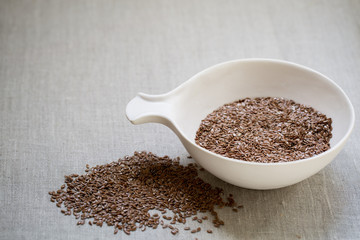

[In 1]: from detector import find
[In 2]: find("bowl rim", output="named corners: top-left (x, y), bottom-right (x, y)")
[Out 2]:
top-left (171, 58), bottom-right (356, 166)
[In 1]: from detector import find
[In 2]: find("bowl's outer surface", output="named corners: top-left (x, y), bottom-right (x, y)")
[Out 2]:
top-left (126, 59), bottom-right (355, 189)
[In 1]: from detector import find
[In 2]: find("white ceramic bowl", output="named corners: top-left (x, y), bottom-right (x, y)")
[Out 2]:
top-left (126, 59), bottom-right (355, 190)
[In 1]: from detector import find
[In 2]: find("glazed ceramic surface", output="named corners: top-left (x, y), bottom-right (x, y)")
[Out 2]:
top-left (126, 59), bottom-right (355, 190)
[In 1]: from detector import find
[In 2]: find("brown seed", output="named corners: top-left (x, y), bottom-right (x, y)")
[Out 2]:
top-left (163, 215), bottom-right (172, 220)
top-left (207, 229), bottom-right (213, 233)
top-left (197, 227), bottom-right (201, 232)
top-left (184, 227), bottom-right (190, 230)
top-left (77, 220), bottom-right (84, 225)
top-left (195, 97), bottom-right (332, 163)
top-left (49, 152), bottom-right (239, 236)
top-left (191, 229), bottom-right (197, 233)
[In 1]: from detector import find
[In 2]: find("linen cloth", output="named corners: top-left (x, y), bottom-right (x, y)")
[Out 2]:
top-left (1, 0), bottom-right (359, 239)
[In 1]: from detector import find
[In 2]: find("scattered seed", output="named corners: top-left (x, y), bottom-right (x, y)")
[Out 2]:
top-left (49, 152), bottom-right (240, 236)
top-left (171, 228), bottom-right (179, 235)
top-left (77, 220), bottom-right (84, 225)
top-left (207, 229), bottom-right (213, 233)
top-left (191, 229), bottom-right (197, 233)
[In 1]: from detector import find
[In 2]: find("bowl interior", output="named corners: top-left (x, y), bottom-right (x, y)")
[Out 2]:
top-left (173, 60), bottom-right (354, 150)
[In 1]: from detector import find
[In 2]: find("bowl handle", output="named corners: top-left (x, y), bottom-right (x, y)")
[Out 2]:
top-left (126, 92), bottom-right (173, 125)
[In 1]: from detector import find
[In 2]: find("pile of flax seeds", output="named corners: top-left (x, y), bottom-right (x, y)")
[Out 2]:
top-left (195, 97), bottom-right (332, 163)
top-left (49, 152), bottom-right (242, 237)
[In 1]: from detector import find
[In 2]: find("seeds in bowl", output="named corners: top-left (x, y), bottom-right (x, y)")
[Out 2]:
top-left (195, 97), bottom-right (332, 163)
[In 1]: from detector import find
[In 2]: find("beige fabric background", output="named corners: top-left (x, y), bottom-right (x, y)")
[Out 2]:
top-left (0, 0), bottom-right (359, 239)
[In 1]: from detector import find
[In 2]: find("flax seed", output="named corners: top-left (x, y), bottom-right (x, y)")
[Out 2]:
top-left (195, 97), bottom-right (332, 163)
top-left (49, 152), bottom-right (241, 236)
